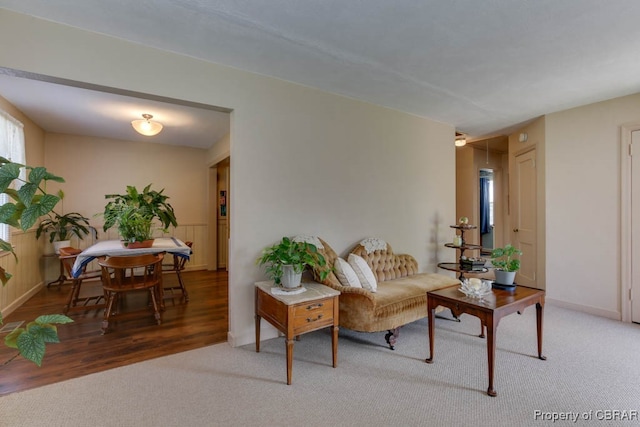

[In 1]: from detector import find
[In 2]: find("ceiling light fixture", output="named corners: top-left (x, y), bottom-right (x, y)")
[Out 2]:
top-left (131, 113), bottom-right (163, 136)
top-left (454, 136), bottom-right (467, 147)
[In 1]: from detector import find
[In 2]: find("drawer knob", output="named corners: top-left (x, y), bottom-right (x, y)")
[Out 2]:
top-left (307, 314), bottom-right (323, 322)
top-left (306, 303), bottom-right (323, 310)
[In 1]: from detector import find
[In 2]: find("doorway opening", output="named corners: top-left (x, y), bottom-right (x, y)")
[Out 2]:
top-left (480, 168), bottom-right (494, 252)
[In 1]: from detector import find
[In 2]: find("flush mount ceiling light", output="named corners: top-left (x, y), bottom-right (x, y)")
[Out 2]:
top-left (454, 134), bottom-right (467, 147)
top-left (131, 113), bottom-right (163, 136)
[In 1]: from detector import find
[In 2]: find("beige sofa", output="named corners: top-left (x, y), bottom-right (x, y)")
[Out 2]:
top-left (311, 238), bottom-right (459, 349)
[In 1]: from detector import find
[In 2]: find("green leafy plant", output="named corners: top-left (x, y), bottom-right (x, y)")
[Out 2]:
top-left (3, 314), bottom-right (73, 366)
top-left (0, 157), bottom-right (64, 283)
top-left (256, 236), bottom-right (330, 284)
top-left (102, 184), bottom-right (177, 246)
top-left (0, 157), bottom-right (73, 365)
top-left (111, 204), bottom-right (154, 245)
top-left (35, 190), bottom-right (95, 243)
top-left (490, 244), bottom-right (522, 272)
top-left (36, 211), bottom-right (94, 243)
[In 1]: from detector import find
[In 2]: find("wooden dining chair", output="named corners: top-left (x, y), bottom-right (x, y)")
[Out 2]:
top-left (58, 247), bottom-right (105, 314)
top-left (98, 253), bottom-right (165, 334)
top-left (162, 241), bottom-right (193, 302)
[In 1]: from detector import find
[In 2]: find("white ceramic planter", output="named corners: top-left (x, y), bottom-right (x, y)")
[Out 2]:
top-left (52, 240), bottom-right (71, 254)
top-left (280, 264), bottom-right (302, 288)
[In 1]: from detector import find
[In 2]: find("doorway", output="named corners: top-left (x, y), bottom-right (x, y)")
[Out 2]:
top-left (215, 157), bottom-right (230, 270)
top-left (479, 169), bottom-right (494, 252)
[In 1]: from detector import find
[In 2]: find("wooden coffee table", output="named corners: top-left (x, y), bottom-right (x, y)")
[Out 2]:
top-left (425, 285), bottom-right (545, 396)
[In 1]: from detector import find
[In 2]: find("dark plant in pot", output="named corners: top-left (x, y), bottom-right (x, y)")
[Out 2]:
top-left (102, 184), bottom-right (177, 247)
top-left (35, 191), bottom-right (96, 253)
top-left (0, 157), bottom-right (72, 366)
top-left (490, 244), bottom-right (522, 286)
top-left (256, 236), bottom-right (330, 288)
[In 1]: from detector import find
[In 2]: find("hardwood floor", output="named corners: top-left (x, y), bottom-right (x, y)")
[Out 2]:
top-left (0, 269), bottom-right (228, 396)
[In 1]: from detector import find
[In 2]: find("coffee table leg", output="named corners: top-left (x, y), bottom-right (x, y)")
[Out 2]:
top-left (486, 317), bottom-right (497, 397)
top-left (425, 302), bottom-right (435, 363)
top-left (536, 301), bottom-right (547, 360)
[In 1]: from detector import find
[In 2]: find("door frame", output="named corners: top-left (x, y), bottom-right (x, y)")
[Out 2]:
top-left (620, 123), bottom-right (640, 323)
top-left (511, 146), bottom-right (537, 288)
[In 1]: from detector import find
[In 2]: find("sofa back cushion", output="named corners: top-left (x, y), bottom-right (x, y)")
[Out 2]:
top-left (350, 238), bottom-right (419, 282)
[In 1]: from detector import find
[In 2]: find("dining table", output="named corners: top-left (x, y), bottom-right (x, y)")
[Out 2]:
top-left (71, 237), bottom-right (191, 278)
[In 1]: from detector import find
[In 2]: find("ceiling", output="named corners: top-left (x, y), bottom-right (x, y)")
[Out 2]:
top-left (0, 69), bottom-right (231, 150)
top-left (1, 0), bottom-right (640, 144)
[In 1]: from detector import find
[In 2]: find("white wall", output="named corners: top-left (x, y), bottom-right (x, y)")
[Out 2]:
top-left (546, 93), bottom-right (640, 319)
top-left (0, 11), bottom-right (456, 345)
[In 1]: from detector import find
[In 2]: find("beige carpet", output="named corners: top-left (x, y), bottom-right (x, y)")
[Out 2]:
top-left (1, 304), bottom-right (639, 426)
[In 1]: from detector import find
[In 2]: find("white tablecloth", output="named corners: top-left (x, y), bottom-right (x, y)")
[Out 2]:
top-left (71, 237), bottom-right (191, 278)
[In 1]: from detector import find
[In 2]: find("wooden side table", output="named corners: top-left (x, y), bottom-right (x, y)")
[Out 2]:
top-left (255, 281), bottom-right (340, 385)
top-left (425, 285), bottom-right (545, 396)
top-left (43, 253), bottom-right (70, 288)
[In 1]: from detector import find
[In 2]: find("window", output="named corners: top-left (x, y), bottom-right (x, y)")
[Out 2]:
top-left (0, 110), bottom-right (26, 243)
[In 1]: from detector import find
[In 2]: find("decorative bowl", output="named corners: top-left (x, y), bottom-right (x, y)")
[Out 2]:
top-left (459, 278), bottom-right (492, 298)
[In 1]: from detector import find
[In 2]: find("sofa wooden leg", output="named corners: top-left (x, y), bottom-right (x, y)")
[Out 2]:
top-left (385, 328), bottom-right (401, 350)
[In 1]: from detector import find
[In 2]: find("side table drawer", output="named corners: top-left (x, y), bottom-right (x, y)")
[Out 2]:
top-left (256, 289), bottom-right (287, 330)
top-left (291, 298), bottom-right (335, 333)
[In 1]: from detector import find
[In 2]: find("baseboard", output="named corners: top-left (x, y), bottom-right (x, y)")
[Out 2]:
top-left (184, 264), bottom-right (207, 272)
top-left (546, 298), bottom-right (621, 320)
top-left (1, 281), bottom-right (45, 319)
top-left (228, 324), bottom-right (278, 348)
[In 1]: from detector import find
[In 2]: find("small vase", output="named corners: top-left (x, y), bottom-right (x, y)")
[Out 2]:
top-left (280, 265), bottom-right (302, 289)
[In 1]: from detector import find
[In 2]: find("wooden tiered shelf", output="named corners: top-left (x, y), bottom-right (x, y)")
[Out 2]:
top-left (438, 224), bottom-right (488, 280)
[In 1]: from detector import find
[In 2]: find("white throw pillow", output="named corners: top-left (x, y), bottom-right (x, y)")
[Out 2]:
top-left (348, 253), bottom-right (377, 292)
top-left (334, 258), bottom-right (362, 288)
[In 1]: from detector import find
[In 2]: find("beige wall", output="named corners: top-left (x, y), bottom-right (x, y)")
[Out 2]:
top-left (0, 11), bottom-right (456, 345)
top-left (44, 133), bottom-right (208, 226)
top-left (546, 93), bottom-right (640, 319)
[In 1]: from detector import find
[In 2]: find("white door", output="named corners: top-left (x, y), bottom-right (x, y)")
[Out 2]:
top-left (513, 149), bottom-right (537, 288)
top-left (631, 131), bottom-right (640, 323)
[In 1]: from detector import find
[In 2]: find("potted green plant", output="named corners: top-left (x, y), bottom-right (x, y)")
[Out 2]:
top-left (35, 191), bottom-right (96, 253)
top-left (256, 236), bottom-right (330, 288)
top-left (490, 244), bottom-right (522, 286)
top-left (102, 184), bottom-right (178, 247)
top-left (0, 157), bottom-right (72, 366)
